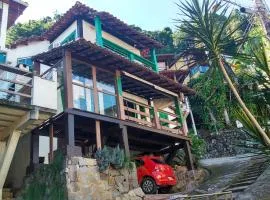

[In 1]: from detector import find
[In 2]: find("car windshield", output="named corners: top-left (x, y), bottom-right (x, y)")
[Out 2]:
top-left (151, 158), bottom-right (165, 164)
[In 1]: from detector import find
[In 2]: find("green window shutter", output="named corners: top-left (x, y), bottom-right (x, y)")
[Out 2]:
top-left (159, 112), bottom-right (169, 127)
top-left (60, 30), bottom-right (76, 46)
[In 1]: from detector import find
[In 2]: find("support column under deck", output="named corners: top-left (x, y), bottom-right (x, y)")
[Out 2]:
top-left (184, 141), bottom-right (194, 171)
top-left (119, 124), bottom-right (130, 157)
top-left (0, 131), bottom-right (21, 200)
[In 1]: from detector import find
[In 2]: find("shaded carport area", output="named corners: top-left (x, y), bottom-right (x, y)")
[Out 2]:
top-left (32, 108), bottom-right (193, 169)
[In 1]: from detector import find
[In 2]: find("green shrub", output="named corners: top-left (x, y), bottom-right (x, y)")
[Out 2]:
top-left (18, 151), bottom-right (67, 200)
top-left (95, 145), bottom-right (132, 172)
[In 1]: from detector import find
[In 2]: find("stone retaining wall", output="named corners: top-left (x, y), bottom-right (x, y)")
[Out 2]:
top-left (65, 157), bottom-right (145, 200)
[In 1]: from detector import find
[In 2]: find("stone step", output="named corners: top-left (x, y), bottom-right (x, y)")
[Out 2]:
top-left (237, 176), bottom-right (259, 182)
top-left (229, 180), bottom-right (255, 188)
top-left (225, 185), bottom-right (249, 193)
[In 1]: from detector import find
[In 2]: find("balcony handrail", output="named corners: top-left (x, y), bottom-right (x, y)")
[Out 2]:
top-left (102, 38), bottom-right (155, 69)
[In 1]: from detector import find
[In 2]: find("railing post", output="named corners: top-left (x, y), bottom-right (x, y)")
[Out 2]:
top-left (95, 16), bottom-right (103, 47)
top-left (63, 50), bottom-right (73, 109)
top-left (149, 100), bottom-right (161, 129)
top-left (115, 70), bottom-right (125, 120)
top-left (150, 48), bottom-right (159, 73)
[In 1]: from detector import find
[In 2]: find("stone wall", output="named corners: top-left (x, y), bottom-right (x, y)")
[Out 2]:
top-left (171, 166), bottom-right (207, 193)
top-left (65, 157), bottom-right (145, 200)
top-left (201, 129), bottom-right (254, 159)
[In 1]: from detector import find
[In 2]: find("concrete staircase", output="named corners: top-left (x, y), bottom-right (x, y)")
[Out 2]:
top-left (2, 188), bottom-right (14, 200)
top-left (223, 155), bottom-right (270, 197)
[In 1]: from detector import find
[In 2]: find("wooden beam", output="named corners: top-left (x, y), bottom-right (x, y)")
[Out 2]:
top-left (149, 100), bottom-right (161, 129)
top-left (122, 71), bottom-right (178, 97)
top-left (95, 120), bottom-right (102, 149)
top-left (184, 141), bottom-right (194, 171)
top-left (120, 124), bottom-right (130, 157)
top-left (65, 114), bottom-right (75, 146)
top-left (77, 18), bottom-right (83, 38)
top-left (92, 66), bottom-right (99, 114)
top-left (63, 50), bottom-right (73, 109)
top-left (115, 70), bottom-right (125, 120)
top-left (30, 132), bottom-right (39, 170)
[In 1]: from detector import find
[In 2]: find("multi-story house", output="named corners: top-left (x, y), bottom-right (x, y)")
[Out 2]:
top-left (1, 2), bottom-right (196, 195)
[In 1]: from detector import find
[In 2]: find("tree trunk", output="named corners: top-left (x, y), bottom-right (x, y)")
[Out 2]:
top-left (224, 108), bottom-right (231, 126)
top-left (218, 57), bottom-right (270, 145)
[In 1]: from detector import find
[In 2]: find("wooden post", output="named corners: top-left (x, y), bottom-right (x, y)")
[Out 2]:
top-left (30, 132), bottom-right (39, 170)
top-left (115, 70), bottom-right (125, 120)
top-left (149, 100), bottom-right (161, 129)
top-left (95, 120), bottom-right (102, 150)
top-left (49, 123), bottom-right (54, 163)
top-left (92, 66), bottom-right (99, 114)
top-left (33, 61), bottom-right (41, 75)
top-left (77, 18), bottom-right (83, 38)
top-left (120, 124), bottom-right (130, 157)
top-left (0, 131), bottom-right (21, 195)
top-left (63, 50), bottom-right (73, 109)
top-left (65, 114), bottom-right (75, 146)
top-left (184, 141), bottom-right (194, 171)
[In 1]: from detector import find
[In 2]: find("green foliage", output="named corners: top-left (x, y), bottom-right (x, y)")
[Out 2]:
top-left (18, 152), bottom-right (67, 200)
top-left (7, 13), bottom-right (61, 45)
top-left (95, 145), bottom-right (132, 172)
top-left (234, 107), bottom-right (270, 155)
top-left (172, 132), bottom-right (206, 167)
top-left (188, 68), bottom-right (229, 130)
top-left (190, 131), bottom-right (207, 160)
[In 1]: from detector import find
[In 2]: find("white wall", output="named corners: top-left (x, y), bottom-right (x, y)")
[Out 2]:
top-left (0, 2), bottom-right (9, 50)
top-left (82, 20), bottom-right (96, 43)
top-left (51, 20), bottom-right (77, 47)
top-left (82, 20), bottom-right (141, 55)
top-left (6, 40), bottom-right (50, 66)
top-left (32, 76), bottom-right (57, 110)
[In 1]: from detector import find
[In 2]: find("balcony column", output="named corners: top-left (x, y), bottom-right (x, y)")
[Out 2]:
top-left (115, 70), bottom-right (125, 120)
top-left (149, 100), bottom-right (161, 129)
top-left (94, 16), bottom-right (103, 47)
top-left (92, 66), bottom-right (102, 149)
top-left (63, 50), bottom-right (73, 109)
top-left (150, 48), bottom-right (159, 73)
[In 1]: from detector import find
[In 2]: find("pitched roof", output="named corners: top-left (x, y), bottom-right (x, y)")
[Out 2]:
top-left (43, 1), bottom-right (163, 49)
top-left (32, 39), bottom-right (194, 96)
top-left (7, 0), bottom-right (28, 28)
top-left (9, 35), bottom-right (47, 49)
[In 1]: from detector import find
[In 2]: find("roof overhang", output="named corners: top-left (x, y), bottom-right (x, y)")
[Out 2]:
top-left (32, 39), bottom-right (195, 96)
top-left (6, 0), bottom-right (28, 28)
top-left (43, 1), bottom-right (163, 50)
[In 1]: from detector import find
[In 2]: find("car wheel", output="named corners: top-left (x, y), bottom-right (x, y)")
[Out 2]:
top-left (159, 186), bottom-right (172, 194)
top-left (141, 177), bottom-right (157, 194)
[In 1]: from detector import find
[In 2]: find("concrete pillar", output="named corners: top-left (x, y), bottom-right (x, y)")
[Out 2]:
top-left (0, 131), bottom-right (21, 200)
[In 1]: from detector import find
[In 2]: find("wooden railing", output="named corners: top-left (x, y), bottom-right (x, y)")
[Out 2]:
top-left (102, 38), bottom-right (156, 70)
top-left (123, 97), bottom-right (153, 127)
top-left (0, 65), bottom-right (32, 105)
top-left (158, 109), bottom-right (182, 134)
top-left (123, 97), bottom-right (184, 135)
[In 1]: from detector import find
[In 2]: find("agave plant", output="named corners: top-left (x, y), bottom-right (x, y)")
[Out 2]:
top-left (176, 0), bottom-right (270, 145)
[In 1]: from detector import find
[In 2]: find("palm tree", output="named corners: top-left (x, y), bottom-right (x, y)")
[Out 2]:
top-left (177, 0), bottom-right (270, 145)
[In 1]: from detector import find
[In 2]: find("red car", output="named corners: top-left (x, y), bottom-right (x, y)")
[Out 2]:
top-left (135, 155), bottom-right (177, 194)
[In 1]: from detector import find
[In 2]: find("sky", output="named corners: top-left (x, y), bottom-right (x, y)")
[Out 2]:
top-left (17, 0), bottom-right (270, 31)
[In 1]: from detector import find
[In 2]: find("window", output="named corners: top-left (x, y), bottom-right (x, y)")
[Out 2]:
top-left (17, 57), bottom-right (33, 69)
top-left (60, 30), bottom-right (76, 46)
top-left (0, 52), bottom-right (6, 64)
top-left (97, 68), bottom-right (117, 117)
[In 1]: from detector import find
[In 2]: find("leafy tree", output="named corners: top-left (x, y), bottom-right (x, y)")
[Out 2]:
top-left (6, 12), bottom-right (61, 45)
top-left (176, 0), bottom-right (270, 145)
